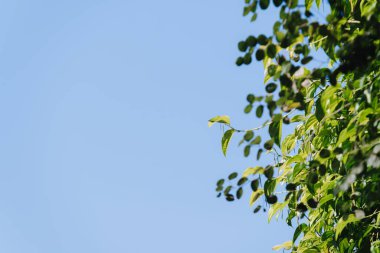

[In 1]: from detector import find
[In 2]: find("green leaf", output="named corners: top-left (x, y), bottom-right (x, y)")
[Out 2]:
top-left (335, 214), bottom-right (359, 240)
top-left (268, 202), bottom-right (287, 222)
top-left (305, 115), bottom-right (318, 132)
top-left (236, 187), bottom-right (243, 199)
top-left (305, 0), bottom-right (313, 10)
top-left (360, 0), bottom-right (377, 18)
top-left (244, 104), bottom-right (253, 113)
top-left (256, 105), bottom-right (264, 118)
top-left (249, 189), bottom-right (264, 206)
top-left (291, 115), bottom-right (305, 122)
top-left (251, 136), bottom-right (262, 145)
top-left (221, 129), bottom-right (235, 156)
top-left (257, 148), bottom-right (263, 160)
top-left (337, 124), bottom-right (356, 146)
top-left (264, 179), bottom-right (276, 196)
top-left (208, 115), bottom-right (230, 127)
top-left (315, 98), bottom-right (325, 121)
top-left (228, 172), bottom-right (238, 180)
top-left (216, 179), bottom-right (225, 186)
top-left (264, 139), bottom-right (274, 150)
top-left (272, 241), bottom-right (292, 251)
top-left (266, 44), bottom-right (276, 58)
top-left (269, 120), bottom-right (282, 147)
top-left (293, 223), bottom-right (307, 243)
top-left (316, 0), bottom-right (321, 8)
top-left (319, 194), bottom-right (334, 206)
top-left (265, 83), bottom-right (277, 93)
top-left (281, 133), bottom-right (296, 155)
top-left (243, 166), bottom-right (265, 177)
top-left (244, 130), bottom-right (254, 141)
top-left (244, 145), bottom-right (251, 157)
top-left (237, 177), bottom-right (248, 186)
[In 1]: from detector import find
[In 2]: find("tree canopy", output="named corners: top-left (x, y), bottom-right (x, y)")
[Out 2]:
top-left (209, 0), bottom-right (380, 252)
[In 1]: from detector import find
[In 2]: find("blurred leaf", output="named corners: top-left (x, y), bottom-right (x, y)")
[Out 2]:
top-left (272, 241), bottom-right (292, 251)
top-left (250, 189), bottom-right (264, 206)
top-left (335, 214), bottom-right (359, 240)
top-left (208, 115), bottom-right (230, 127)
top-left (228, 172), bottom-right (238, 180)
top-left (243, 166), bottom-right (265, 177)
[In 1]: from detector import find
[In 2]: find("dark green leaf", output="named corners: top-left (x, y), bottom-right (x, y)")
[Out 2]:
top-left (259, 0), bottom-right (270, 9)
top-left (253, 205), bottom-right (262, 213)
top-left (265, 83), bottom-right (278, 93)
top-left (251, 179), bottom-right (259, 191)
top-left (216, 179), bottom-right (225, 186)
top-left (246, 36), bottom-right (257, 47)
top-left (244, 145), bottom-right (251, 157)
top-left (269, 120), bottom-right (282, 147)
top-left (256, 105), bottom-right (264, 117)
top-left (244, 53), bottom-right (252, 64)
top-left (266, 44), bottom-right (276, 58)
top-left (236, 187), bottom-right (243, 199)
top-left (244, 104), bottom-right (253, 113)
top-left (247, 94), bottom-right (255, 103)
top-left (238, 41), bottom-right (248, 52)
top-left (264, 139), bottom-right (274, 150)
top-left (237, 177), bottom-right (248, 186)
top-left (257, 148), bottom-right (263, 160)
top-left (244, 131), bottom-right (254, 141)
top-left (228, 172), bottom-right (238, 180)
top-left (257, 35), bottom-right (268, 45)
top-left (293, 224), bottom-right (307, 243)
top-left (315, 98), bottom-right (325, 121)
top-left (256, 49), bottom-right (265, 61)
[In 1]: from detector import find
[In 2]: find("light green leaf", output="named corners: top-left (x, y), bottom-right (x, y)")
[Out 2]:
top-left (251, 136), bottom-right (262, 145)
top-left (321, 86), bottom-right (339, 115)
top-left (335, 214), bottom-right (359, 240)
top-left (319, 194), bottom-right (334, 206)
top-left (337, 124), bottom-right (356, 146)
top-left (305, 0), bottom-right (313, 10)
top-left (291, 115), bottom-right (305, 123)
top-left (243, 166), bottom-right (265, 177)
top-left (221, 129), bottom-right (234, 156)
top-left (316, 0), bottom-right (321, 8)
top-left (281, 133), bottom-right (296, 156)
top-left (305, 115), bottom-right (318, 132)
top-left (284, 154), bottom-right (306, 167)
top-left (360, 0), bottom-right (377, 18)
top-left (268, 202), bottom-right (287, 222)
top-left (371, 240), bottom-right (380, 253)
top-left (249, 189), bottom-right (263, 206)
top-left (358, 108), bottom-right (374, 125)
top-left (272, 240), bottom-right (292, 251)
top-left (208, 115), bottom-right (230, 127)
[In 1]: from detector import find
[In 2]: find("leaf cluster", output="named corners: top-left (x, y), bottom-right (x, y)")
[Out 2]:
top-left (210, 0), bottom-right (380, 252)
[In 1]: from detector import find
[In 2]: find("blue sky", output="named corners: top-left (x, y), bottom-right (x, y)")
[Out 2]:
top-left (0, 0), bottom-right (293, 252)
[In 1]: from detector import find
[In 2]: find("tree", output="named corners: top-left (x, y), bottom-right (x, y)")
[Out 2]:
top-left (209, 0), bottom-right (380, 252)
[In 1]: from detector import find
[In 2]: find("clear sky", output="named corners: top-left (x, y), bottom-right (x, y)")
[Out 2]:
top-left (0, 0), bottom-right (292, 252)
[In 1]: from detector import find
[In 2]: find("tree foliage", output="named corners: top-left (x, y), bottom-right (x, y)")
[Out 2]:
top-left (210, 0), bottom-right (380, 252)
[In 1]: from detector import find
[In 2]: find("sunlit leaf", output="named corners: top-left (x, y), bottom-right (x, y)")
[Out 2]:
top-left (208, 115), bottom-right (230, 127)
top-left (221, 129), bottom-right (235, 156)
top-left (249, 189), bottom-right (264, 206)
